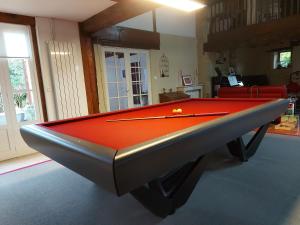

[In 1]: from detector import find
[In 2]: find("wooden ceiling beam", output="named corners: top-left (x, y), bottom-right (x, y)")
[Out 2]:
top-left (0, 12), bottom-right (35, 26)
top-left (80, 0), bottom-right (160, 34)
top-left (93, 26), bottom-right (160, 50)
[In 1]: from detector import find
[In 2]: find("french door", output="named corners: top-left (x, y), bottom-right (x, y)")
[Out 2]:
top-left (102, 47), bottom-right (152, 111)
top-left (0, 23), bottom-right (42, 161)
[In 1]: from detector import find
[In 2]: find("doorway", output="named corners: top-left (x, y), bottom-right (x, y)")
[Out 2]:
top-left (101, 47), bottom-right (152, 112)
top-left (0, 23), bottom-right (42, 161)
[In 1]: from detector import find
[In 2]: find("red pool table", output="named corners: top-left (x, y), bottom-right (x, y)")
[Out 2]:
top-left (21, 98), bottom-right (288, 217)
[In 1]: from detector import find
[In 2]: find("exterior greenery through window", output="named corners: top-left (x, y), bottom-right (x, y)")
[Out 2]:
top-left (8, 59), bottom-right (36, 121)
top-left (273, 49), bottom-right (292, 69)
top-left (9, 60), bottom-right (27, 106)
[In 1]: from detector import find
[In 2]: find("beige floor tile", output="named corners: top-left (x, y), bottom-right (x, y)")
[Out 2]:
top-left (0, 153), bottom-right (50, 175)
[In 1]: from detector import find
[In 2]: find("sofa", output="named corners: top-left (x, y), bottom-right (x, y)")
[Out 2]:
top-left (218, 85), bottom-right (288, 98)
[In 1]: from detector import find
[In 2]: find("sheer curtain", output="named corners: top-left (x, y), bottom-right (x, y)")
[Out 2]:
top-left (0, 22), bottom-right (32, 58)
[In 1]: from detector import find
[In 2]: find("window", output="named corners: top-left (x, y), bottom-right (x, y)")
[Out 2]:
top-left (8, 58), bottom-right (37, 122)
top-left (0, 22), bottom-right (43, 161)
top-left (104, 51), bottom-right (128, 111)
top-left (0, 23), bottom-right (40, 123)
top-left (130, 52), bottom-right (149, 107)
top-left (273, 49), bottom-right (292, 69)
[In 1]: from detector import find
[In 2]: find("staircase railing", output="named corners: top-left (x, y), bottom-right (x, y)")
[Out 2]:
top-left (209, 0), bottom-right (300, 34)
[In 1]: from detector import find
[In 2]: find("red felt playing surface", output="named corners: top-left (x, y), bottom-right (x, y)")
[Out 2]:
top-left (41, 99), bottom-right (273, 150)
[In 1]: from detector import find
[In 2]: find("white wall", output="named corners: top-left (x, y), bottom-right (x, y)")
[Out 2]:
top-left (156, 7), bottom-right (196, 38)
top-left (117, 7), bottom-right (196, 38)
top-left (150, 34), bottom-right (198, 103)
top-left (292, 46), bottom-right (300, 72)
top-left (117, 12), bottom-right (154, 31)
top-left (35, 17), bottom-right (88, 121)
top-left (196, 9), bottom-right (217, 97)
top-left (94, 34), bottom-right (198, 109)
top-left (234, 47), bottom-right (297, 85)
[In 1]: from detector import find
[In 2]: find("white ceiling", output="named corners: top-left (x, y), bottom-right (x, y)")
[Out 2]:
top-left (118, 7), bottom-right (196, 38)
top-left (0, 0), bottom-right (116, 22)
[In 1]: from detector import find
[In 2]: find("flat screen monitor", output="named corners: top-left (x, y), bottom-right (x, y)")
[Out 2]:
top-left (228, 75), bottom-right (244, 87)
top-left (228, 75), bottom-right (238, 86)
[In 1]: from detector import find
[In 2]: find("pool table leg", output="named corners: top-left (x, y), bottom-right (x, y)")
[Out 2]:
top-left (130, 155), bottom-right (208, 218)
top-left (227, 122), bottom-right (270, 162)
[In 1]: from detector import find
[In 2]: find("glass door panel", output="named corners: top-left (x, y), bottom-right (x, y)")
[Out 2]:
top-left (7, 58), bottom-right (38, 122)
top-left (130, 53), bottom-right (149, 107)
top-left (101, 47), bottom-right (151, 112)
top-left (140, 53), bottom-right (149, 96)
top-left (104, 51), bottom-right (128, 111)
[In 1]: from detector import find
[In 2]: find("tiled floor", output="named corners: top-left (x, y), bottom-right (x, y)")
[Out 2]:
top-left (0, 153), bottom-right (50, 175)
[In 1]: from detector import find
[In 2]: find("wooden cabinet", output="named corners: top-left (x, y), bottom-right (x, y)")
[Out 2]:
top-left (177, 85), bottom-right (204, 98)
top-left (159, 91), bottom-right (190, 103)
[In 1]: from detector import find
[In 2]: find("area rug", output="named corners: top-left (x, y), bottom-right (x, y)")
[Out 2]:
top-left (267, 125), bottom-right (300, 137)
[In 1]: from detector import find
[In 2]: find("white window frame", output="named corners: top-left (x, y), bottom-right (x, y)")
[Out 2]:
top-left (101, 46), bottom-right (152, 111)
top-left (0, 24), bottom-right (43, 161)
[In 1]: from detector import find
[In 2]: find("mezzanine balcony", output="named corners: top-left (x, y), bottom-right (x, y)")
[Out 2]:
top-left (204, 0), bottom-right (300, 51)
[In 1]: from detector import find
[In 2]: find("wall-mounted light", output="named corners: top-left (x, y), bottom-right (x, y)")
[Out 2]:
top-left (150, 0), bottom-right (206, 12)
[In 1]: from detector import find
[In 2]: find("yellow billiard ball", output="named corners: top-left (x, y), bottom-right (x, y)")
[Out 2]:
top-left (176, 108), bottom-right (183, 113)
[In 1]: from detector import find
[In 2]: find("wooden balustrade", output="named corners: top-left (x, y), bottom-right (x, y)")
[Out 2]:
top-left (209, 0), bottom-right (300, 34)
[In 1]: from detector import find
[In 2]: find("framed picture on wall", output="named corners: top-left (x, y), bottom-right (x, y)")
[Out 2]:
top-left (182, 75), bottom-right (193, 86)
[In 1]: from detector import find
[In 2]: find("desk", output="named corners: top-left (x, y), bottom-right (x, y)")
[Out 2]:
top-left (21, 98), bottom-right (288, 217)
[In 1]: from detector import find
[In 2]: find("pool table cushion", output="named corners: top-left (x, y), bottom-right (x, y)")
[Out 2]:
top-left (40, 98), bottom-right (280, 150)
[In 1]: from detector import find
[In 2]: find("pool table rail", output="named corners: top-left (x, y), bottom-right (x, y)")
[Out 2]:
top-left (113, 99), bottom-right (288, 195)
top-left (20, 125), bottom-right (118, 194)
top-left (20, 98), bottom-right (289, 198)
